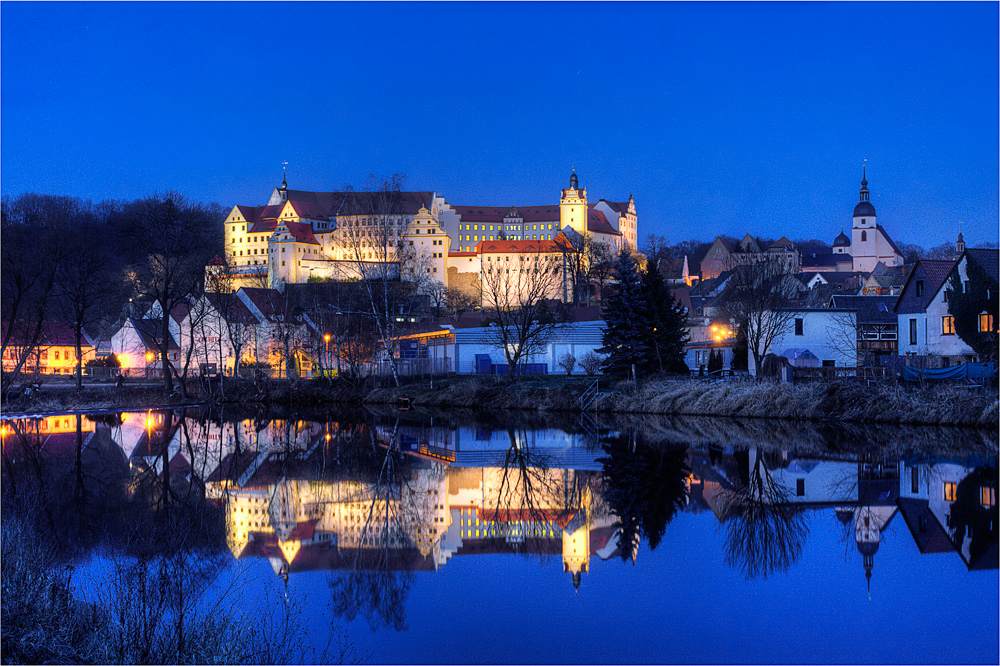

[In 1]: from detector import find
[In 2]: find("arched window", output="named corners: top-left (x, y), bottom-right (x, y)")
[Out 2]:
top-left (861, 230), bottom-right (867, 242)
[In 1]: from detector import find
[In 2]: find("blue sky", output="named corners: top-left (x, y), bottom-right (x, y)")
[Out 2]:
top-left (2, 2), bottom-right (997, 248)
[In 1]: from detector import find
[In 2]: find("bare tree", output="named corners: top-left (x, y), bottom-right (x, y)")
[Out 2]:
top-left (52, 231), bottom-right (124, 389)
top-left (825, 299), bottom-right (891, 369)
top-left (1, 195), bottom-right (74, 397)
top-left (718, 449), bottom-right (810, 580)
top-left (719, 259), bottom-right (800, 374)
top-left (481, 249), bottom-right (567, 376)
top-left (117, 193), bottom-right (221, 392)
top-left (445, 287), bottom-right (478, 317)
top-left (336, 175), bottom-right (429, 386)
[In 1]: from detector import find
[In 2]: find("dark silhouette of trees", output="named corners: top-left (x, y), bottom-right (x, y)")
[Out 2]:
top-left (598, 250), bottom-right (648, 378)
top-left (116, 193), bottom-right (222, 392)
top-left (719, 449), bottom-right (810, 579)
top-left (642, 257), bottom-right (690, 375)
top-left (947, 255), bottom-right (999, 362)
top-left (598, 434), bottom-right (690, 560)
top-left (599, 251), bottom-right (689, 378)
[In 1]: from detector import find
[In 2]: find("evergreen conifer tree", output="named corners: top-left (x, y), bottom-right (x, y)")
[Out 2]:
top-left (598, 250), bottom-right (648, 377)
top-left (641, 259), bottom-right (690, 375)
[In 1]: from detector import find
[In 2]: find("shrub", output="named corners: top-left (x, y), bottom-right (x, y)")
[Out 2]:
top-left (558, 353), bottom-right (576, 376)
top-left (580, 351), bottom-right (602, 376)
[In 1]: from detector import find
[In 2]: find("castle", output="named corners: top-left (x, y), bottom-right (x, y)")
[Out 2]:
top-left (214, 171), bottom-right (635, 303)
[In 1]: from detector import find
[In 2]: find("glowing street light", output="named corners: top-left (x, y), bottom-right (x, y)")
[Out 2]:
top-left (324, 333), bottom-right (331, 376)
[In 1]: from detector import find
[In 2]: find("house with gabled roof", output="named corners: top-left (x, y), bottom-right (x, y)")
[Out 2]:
top-left (1, 321), bottom-right (96, 377)
top-left (894, 257), bottom-right (976, 365)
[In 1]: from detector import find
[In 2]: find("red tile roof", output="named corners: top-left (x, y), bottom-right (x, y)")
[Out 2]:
top-left (281, 190), bottom-right (437, 217)
top-left (587, 209), bottom-right (620, 236)
top-left (281, 221), bottom-right (320, 245)
top-left (287, 199), bottom-right (330, 221)
top-left (452, 205), bottom-right (560, 223)
top-left (247, 219), bottom-right (278, 235)
top-left (595, 200), bottom-right (630, 215)
top-left (203, 292), bottom-right (260, 325)
top-left (239, 287), bottom-right (287, 320)
top-left (477, 233), bottom-right (576, 255)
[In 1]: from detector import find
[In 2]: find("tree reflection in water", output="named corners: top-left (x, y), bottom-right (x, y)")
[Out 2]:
top-left (328, 419), bottom-right (421, 632)
top-left (598, 432), bottom-right (690, 562)
top-left (949, 465), bottom-right (999, 570)
top-left (719, 449), bottom-right (810, 580)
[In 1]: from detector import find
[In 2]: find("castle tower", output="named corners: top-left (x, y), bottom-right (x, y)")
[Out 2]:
top-left (561, 487), bottom-right (591, 593)
top-left (560, 169), bottom-right (588, 237)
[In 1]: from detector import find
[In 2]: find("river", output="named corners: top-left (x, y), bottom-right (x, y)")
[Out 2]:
top-left (1, 406), bottom-right (996, 664)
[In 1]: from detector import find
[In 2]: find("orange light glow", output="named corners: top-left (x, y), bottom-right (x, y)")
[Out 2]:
top-left (145, 352), bottom-right (154, 361)
top-left (146, 417), bottom-right (154, 429)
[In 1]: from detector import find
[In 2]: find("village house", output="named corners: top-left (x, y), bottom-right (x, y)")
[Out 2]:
top-left (1, 321), bottom-right (96, 377)
top-left (747, 307), bottom-right (858, 376)
top-left (893, 257), bottom-right (975, 366)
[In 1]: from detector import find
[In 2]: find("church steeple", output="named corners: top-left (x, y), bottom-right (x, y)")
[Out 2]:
top-left (569, 167), bottom-right (579, 191)
top-left (859, 167), bottom-right (869, 203)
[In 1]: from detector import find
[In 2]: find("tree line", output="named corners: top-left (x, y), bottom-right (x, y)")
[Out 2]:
top-left (1, 192), bottom-right (225, 396)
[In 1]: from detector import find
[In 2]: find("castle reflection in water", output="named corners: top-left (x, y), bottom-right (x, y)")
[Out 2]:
top-left (1, 410), bottom-right (996, 592)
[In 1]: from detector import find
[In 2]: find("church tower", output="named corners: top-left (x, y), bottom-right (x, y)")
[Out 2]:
top-left (851, 168), bottom-right (879, 272)
top-left (560, 169), bottom-right (588, 237)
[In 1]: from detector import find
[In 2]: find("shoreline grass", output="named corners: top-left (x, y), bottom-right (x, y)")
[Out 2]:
top-left (4, 375), bottom-right (996, 429)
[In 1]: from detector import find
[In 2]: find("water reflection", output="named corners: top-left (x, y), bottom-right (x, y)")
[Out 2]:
top-left (2, 408), bottom-right (996, 652)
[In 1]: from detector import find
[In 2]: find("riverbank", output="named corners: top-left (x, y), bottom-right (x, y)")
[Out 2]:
top-left (362, 375), bottom-right (999, 428)
top-left (3, 375), bottom-right (997, 429)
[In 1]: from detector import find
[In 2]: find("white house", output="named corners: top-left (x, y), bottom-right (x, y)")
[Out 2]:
top-left (748, 308), bottom-right (858, 376)
top-left (391, 309), bottom-right (606, 376)
top-left (894, 257), bottom-right (976, 365)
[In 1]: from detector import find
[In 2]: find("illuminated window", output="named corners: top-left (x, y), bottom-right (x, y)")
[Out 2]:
top-left (981, 486), bottom-right (995, 507)
top-left (944, 482), bottom-right (957, 502)
top-left (942, 316), bottom-right (955, 335)
top-left (980, 313), bottom-right (994, 332)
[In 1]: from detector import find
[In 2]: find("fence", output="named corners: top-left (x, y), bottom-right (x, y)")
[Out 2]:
top-left (792, 366), bottom-right (887, 381)
top-left (377, 357), bottom-right (453, 378)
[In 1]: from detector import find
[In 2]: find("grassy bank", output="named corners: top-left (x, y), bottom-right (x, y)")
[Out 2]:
top-left (359, 375), bottom-right (998, 429)
top-left (4, 375), bottom-right (997, 430)
top-left (595, 378), bottom-right (998, 428)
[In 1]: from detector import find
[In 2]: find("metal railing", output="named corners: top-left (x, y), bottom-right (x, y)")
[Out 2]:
top-left (580, 378), bottom-right (599, 411)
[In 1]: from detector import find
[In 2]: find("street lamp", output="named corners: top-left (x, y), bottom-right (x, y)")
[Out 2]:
top-left (324, 334), bottom-right (331, 377)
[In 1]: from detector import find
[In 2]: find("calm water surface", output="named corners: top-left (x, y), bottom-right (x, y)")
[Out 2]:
top-left (2, 407), bottom-right (996, 664)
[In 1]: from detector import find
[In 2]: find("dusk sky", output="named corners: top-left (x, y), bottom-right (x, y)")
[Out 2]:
top-left (2, 2), bottom-right (997, 248)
